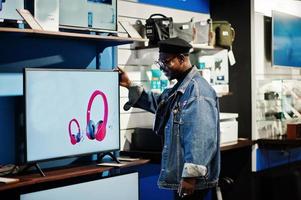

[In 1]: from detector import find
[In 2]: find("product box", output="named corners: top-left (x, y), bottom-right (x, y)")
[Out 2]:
top-left (287, 122), bottom-right (301, 139)
top-left (34, 0), bottom-right (59, 31)
top-left (220, 113), bottom-right (238, 144)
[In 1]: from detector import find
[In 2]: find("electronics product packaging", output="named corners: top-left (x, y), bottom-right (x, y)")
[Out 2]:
top-left (145, 14), bottom-right (173, 46)
top-left (212, 20), bottom-right (235, 48)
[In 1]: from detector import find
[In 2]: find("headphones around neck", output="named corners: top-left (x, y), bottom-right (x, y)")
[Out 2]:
top-left (86, 90), bottom-right (108, 141)
top-left (68, 90), bottom-right (108, 145)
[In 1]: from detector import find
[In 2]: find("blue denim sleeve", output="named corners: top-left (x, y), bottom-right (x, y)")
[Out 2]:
top-left (124, 84), bottom-right (161, 114)
top-left (134, 90), bottom-right (161, 114)
top-left (181, 96), bottom-right (220, 178)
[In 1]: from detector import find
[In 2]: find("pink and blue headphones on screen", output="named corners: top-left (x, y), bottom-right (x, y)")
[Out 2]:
top-left (86, 90), bottom-right (108, 142)
top-left (68, 118), bottom-right (82, 145)
top-left (68, 90), bottom-right (108, 145)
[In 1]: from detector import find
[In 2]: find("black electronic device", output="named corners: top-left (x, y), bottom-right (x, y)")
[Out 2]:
top-left (131, 128), bottom-right (163, 152)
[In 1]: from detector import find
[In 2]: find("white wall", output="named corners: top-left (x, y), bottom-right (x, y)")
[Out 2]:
top-left (117, 0), bottom-right (210, 150)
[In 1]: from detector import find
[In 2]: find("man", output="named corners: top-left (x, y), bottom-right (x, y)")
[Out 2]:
top-left (117, 37), bottom-right (220, 200)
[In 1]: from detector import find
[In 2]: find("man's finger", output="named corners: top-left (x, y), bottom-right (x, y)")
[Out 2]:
top-left (116, 66), bottom-right (125, 73)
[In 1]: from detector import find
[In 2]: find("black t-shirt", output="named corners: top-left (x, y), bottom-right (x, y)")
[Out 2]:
top-left (154, 66), bottom-right (194, 135)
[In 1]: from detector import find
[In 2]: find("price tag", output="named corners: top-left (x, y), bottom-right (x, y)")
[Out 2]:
top-left (228, 50), bottom-right (236, 66)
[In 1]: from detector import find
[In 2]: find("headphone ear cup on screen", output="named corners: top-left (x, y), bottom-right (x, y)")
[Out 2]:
top-left (70, 134), bottom-right (78, 145)
top-left (86, 120), bottom-right (96, 140)
top-left (95, 120), bottom-right (106, 141)
top-left (75, 131), bottom-right (82, 143)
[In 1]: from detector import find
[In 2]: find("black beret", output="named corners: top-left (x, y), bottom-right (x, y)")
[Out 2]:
top-left (158, 37), bottom-right (192, 54)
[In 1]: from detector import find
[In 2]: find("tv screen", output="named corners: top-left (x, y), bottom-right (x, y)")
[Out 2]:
top-left (272, 11), bottom-right (301, 68)
top-left (59, 0), bottom-right (117, 32)
top-left (24, 69), bottom-right (120, 162)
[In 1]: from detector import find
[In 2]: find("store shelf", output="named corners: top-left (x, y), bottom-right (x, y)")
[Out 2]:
top-left (191, 44), bottom-right (216, 50)
top-left (133, 44), bottom-right (221, 51)
top-left (121, 138), bottom-right (254, 163)
top-left (257, 136), bottom-right (301, 150)
top-left (0, 27), bottom-right (148, 47)
top-left (0, 159), bottom-right (149, 192)
top-left (217, 92), bottom-right (233, 97)
top-left (220, 138), bottom-right (254, 151)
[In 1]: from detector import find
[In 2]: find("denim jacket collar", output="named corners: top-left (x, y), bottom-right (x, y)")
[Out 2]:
top-left (176, 66), bottom-right (199, 94)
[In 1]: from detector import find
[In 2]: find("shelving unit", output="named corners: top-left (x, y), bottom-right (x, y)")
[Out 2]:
top-left (257, 136), bottom-right (301, 150)
top-left (0, 27), bottom-right (148, 47)
top-left (0, 159), bottom-right (150, 192)
top-left (220, 138), bottom-right (254, 151)
top-left (255, 79), bottom-right (301, 139)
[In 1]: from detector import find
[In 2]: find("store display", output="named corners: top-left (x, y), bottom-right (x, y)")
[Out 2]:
top-left (24, 68), bottom-right (120, 162)
top-left (256, 79), bottom-right (301, 138)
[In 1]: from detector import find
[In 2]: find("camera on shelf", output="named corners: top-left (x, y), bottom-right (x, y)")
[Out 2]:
top-left (264, 91), bottom-right (279, 100)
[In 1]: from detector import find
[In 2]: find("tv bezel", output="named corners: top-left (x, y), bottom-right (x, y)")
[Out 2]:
top-left (271, 10), bottom-right (301, 69)
top-left (23, 68), bottom-right (120, 163)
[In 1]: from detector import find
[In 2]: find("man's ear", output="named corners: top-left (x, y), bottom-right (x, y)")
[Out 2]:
top-left (178, 54), bottom-right (185, 64)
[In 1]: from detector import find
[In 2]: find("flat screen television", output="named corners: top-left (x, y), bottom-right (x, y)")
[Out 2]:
top-left (24, 68), bottom-right (120, 163)
top-left (59, 0), bottom-right (117, 32)
top-left (272, 10), bottom-right (301, 68)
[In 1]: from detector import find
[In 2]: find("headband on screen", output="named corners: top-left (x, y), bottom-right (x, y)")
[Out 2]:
top-left (86, 90), bottom-right (109, 141)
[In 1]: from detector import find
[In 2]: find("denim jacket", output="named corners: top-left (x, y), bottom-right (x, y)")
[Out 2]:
top-left (124, 67), bottom-right (220, 190)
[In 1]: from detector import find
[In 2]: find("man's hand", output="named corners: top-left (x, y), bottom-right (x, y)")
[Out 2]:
top-left (114, 67), bottom-right (132, 89)
top-left (177, 178), bottom-right (197, 198)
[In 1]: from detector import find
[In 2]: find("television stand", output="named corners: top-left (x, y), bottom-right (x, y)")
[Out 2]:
top-left (98, 152), bottom-right (120, 164)
top-left (22, 163), bottom-right (46, 177)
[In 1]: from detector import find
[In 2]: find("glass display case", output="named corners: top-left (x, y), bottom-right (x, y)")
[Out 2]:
top-left (255, 79), bottom-right (301, 139)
